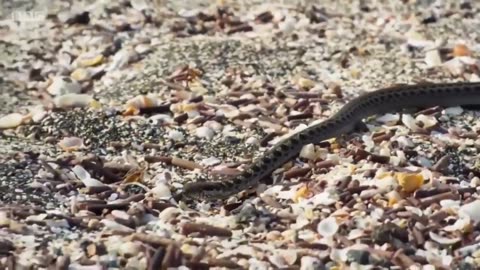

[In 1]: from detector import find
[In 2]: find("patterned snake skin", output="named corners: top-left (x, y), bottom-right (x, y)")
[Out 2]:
top-left (181, 82), bottom-right (480, 200)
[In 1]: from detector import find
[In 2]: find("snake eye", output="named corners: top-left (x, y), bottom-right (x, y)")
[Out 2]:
top-left (251, 164), bottom-right (261, 172)
top-left (290, 137), bottom-right (299, 144)
top-left (272, 149), bottom-right (282, 157)
top-left (242, 170), bottom-right (252, 178)
top-left (280, 143), bottom-right (290, 151)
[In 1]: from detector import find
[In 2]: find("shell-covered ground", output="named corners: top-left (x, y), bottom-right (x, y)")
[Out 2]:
top-left (2, 0), bottom-right (480, 269)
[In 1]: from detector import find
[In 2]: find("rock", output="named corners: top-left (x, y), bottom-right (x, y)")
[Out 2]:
top-left (0, 113), bottom-right (24, 129)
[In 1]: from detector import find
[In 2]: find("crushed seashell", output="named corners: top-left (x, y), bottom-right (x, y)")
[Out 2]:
top-left (396, 172), bottom-right (424, 193)
top-left (168, 130), bottom-right (185, 141)
top-left (425, 49), bottom-right (442, 67)
top-left (429, 232), bottom-right (461, 245)
top-left (299, 144), bottom-right (317, 160)
top-left (148, 183), bottom-right (172, 199)
top-left (452, 44), bottom-right (471, 57)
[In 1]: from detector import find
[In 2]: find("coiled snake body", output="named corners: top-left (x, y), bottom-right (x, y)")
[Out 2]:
top-left (182, 82), bottom-right (480, 201)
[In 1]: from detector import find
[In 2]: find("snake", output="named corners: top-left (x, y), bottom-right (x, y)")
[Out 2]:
top-left (181, 82), bottom-right (480, 200)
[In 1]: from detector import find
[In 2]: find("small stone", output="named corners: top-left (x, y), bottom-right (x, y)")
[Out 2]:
top-left (0, 113), bottom-right (24, 129)
top-left (47, 76), bottom-right (81, 96)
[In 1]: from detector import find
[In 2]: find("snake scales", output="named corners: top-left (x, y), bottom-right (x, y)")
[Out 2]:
top-left (181, 82), bottom-right (480, 200)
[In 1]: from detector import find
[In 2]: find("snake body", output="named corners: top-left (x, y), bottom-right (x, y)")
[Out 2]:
top-left (182, 82), bottom-right (480, 200)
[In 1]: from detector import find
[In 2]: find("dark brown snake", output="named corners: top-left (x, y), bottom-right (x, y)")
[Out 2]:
top-left (181, 82), bottom-right (480, 201)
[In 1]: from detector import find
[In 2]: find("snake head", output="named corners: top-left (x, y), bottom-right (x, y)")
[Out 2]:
top-left (181, 181), bottom-right (230, 201)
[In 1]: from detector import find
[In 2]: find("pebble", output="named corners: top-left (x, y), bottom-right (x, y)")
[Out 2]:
top-left (0, 113), bottom-right (24, 129)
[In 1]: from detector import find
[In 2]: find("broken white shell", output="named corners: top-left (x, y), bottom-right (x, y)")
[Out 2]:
top-left (429, 232), bottom-right (461, 245)
top-left (459, 199), bottom-right (480, 223)
top-left (317, 217), bottom-right (339, 237)
top-left (424, 49), bottom-right (442, 67)
top-left (72, 165), bottom-right (106, 187)
top-left (47, 76), bottom-right (81, 96)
